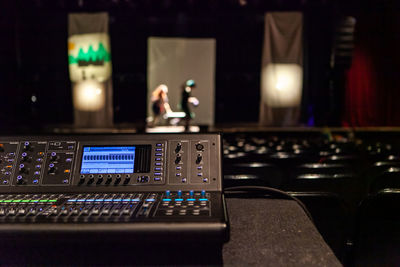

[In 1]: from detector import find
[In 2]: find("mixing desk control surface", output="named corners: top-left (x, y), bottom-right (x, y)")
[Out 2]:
top-left (0, 191), bottom-right (211, 222)
top-left (0, 134), bottom-right (228, 244)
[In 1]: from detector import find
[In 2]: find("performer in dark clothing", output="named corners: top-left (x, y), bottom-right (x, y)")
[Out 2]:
top-left (180, 79), bottom-right (199, 131)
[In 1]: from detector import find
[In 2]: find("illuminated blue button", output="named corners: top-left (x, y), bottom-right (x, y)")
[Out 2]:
top-left (163, 198), bottom-right (171, 201)
top-left (113, 199), bottom-right (122, 202)
top-left (190, 190), bottom-right (194, 196)
top-left (86, 199), bottom-right (95, 201)
top-left (131, 198), bottom-right (141, 202)
top-left (154, 177), bottom-right (161, 181)
top-left (156, 143), bottom-right (162, 147)
top-left (154, 172), bottom-right (162, 176)
top-left (155, 148), bottom-right (163, 151)
top-left (146, 199), bottom-right (155, 202)
top-left (155, 162), bottom-right (162, 166)
top-left (187, 198), bottom-right (196, 201)
top-left (154, 167), bottom-right (162, 171)
top-left (175, 198), bottom-right (184, 202)
top-left (201, 190), bottom-right (206, 197)
top-left (166, 190), bottom-right (170, 197)
top-left (77, 199), bottom-right (86, 202)
top-left (199, 198), bottom-right (208, 201)
top-left (122, 199), bottom-right (131, 201)
top-left (155, 158), bottom-right (162, 161)
top-left (104, 199), bottom-right (113, 201)
top-left (68, 199), bottom-right (77, 202)
top-left (155, 153), bottom-right (163, 156)
top-left (95, 199), bottom-right (104, 202)
top-left (177, 190), bottom-right (182, 197)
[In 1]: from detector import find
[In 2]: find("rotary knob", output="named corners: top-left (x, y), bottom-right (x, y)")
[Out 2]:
top-left (16, 175), bottom-right (25, 185)
top-left (19, 164), bottom-right (27, 174)
top-left (175, 154), bottom-right (182, 164)
top-left (175, 143), bottom-right (182, 153)
top-left (48, 163), bottom-right (56, 174)
top-left (196, 154), bottom-right (202, 164)
top-left (87, 177), bottom-right (94, 185)
top-left (50, 152), bottom-right (58, 161)
top-left (114, 177), bottom-right (121, 185)
top-left (21, 152), bottom-right (30, 162)
top-left (78, 177), bottom-right (85, 185)
top-left (23, 142), bottom-right (31, 151)
top-left (195, 143), bottom-right (204, 151)
top-left (123, 177), bottom-right (131, 185)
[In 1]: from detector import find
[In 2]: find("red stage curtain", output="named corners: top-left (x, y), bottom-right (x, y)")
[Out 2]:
top-left (343, 4), bottom-right (400, 126)
top-left (343, 46), bottom-right (379, 126)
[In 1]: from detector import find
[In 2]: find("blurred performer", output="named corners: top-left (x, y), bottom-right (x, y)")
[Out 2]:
top-left (150, 84), bottom-right (172, 126)
top-left (180, 79), bottom-right (199, 131)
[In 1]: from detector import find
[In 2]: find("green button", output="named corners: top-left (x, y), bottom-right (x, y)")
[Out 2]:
top-left (21, 200), bottom-right (30, 203)
top-left (4, 200), bottom-right (12, 203)
top-left (48, 200), bottom-right (57, 202)
top-left (39, 199), bottom-right (48, 202)
top-left (0, 200), bottom-right (4, 203)
top-left (12, 200), bottom-right (22, 203)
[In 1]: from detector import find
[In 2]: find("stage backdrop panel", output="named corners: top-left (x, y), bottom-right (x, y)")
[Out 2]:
top-left (147, 37), bottom-right (216, 126)
top-left (260, 12), bottom-right (303, 126)
top-left (68, 12), bottom-right (113, 128)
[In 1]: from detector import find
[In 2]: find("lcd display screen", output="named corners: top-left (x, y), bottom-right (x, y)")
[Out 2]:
top-left (80, 146), bottom-right (135, 174)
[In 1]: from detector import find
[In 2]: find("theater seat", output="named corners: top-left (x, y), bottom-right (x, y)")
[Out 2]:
top-left (354, 189), bottom-right (400, 266)
top-left (289, 192), bottom-right (350, 264)
top-left (369, 167), bottom-right (400, 194)
top-left (223, 162), bottom-right (284, 188)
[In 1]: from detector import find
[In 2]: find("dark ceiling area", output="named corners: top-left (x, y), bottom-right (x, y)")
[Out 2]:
top-left (0, 0), bottom-right (398, 132)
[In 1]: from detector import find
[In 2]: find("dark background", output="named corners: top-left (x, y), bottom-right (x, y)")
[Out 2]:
top-left (0, 0), bottom-right (398, 132)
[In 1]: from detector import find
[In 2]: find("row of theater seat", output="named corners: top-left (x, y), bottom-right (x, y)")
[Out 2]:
top-left (222, 131), bottom-right (400, 266)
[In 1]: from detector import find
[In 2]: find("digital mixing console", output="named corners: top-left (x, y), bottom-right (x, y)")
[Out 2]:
top-left (0, 134), bottom-right (229, 244)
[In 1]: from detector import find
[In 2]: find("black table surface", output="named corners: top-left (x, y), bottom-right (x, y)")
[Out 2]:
top-left (224, 198), bottom-right (342, 266)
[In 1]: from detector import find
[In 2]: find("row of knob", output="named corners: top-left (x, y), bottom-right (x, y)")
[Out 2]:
top-left (78, 174), bottom-right (148, 186)
top-left (175, 143), bottom-right (204, 153)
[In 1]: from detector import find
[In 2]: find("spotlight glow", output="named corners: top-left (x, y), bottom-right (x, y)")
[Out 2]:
top-left (262, 63), bottom-right (303, 107)
top-left (73, 80), bottom-right (105, 111)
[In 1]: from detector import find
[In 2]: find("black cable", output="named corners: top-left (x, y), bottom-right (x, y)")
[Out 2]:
top-left (224, 185), bottom-right (315, 225)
